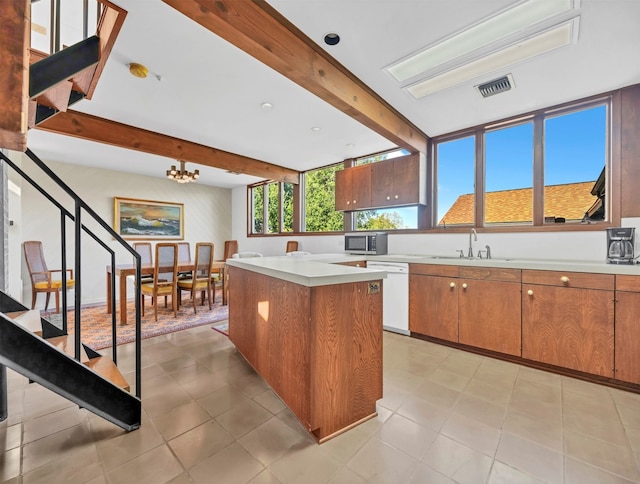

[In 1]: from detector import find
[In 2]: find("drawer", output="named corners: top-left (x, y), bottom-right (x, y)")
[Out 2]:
top-left (410, 263), bottom-right (458, 277)
top-left (522, 270), bottom-right (614, 290)
top-left (616, 274), bottom-right (640, 292)
top-left (459, 266), bottom-right (521, 283)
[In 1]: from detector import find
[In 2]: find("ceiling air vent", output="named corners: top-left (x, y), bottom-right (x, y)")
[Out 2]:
top-left (476, 74), bottom-right (514, 98)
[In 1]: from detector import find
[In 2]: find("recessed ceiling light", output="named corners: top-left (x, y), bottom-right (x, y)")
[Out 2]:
top-left (324, 33), bottom-right (340, 46)
top-left (386, 0), bottom-right (576, 82)
top-left (260, 102), bottom-right (274, 111)
top-left (406, 19), bottom-right (578, 99)
top-left (311, 127), bottom-right (321, 132)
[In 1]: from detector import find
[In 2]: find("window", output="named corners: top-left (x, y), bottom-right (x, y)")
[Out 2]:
top-left (433, 98), bottom-right (610, 228)
top-left (544, 104), bottom-right (606, 222)
top-left (282, 182), bottom-right (294, 232)
top-left (304, 164), bottom-right (344, 232)
top-left (250, 184), bottom-right (264, 234)
top-left (484, 122), bottom-right (534, 225)
top-left (436, 135), bottom-right (475, 226)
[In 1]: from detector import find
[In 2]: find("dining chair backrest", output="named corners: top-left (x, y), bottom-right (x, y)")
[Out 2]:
top-left (155, 243), bottom-right (178, 284)
top-left (23, 240), bottom-right (49, 284)
top-left (132, 242), bottom-right (153, 265)
top-left (177, 242), bottom-right (191, 263)
top-left (194, 243), bottom-right (214, 279)
top-left (223, 240), bottom-right (239, 260)
top-left (286, 240), bottom-right (299, 253)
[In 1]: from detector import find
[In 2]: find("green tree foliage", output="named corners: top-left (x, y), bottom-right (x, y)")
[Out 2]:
top-left (252, 186), bottom-right (263, 233)
top-left (267, 182), bottom-right (279, 233)
top-left (282, 183), bottom-right (294, 232)
top-left (305, 165), bottom-right (344, 232)
top-left (357, 210), bottom-right (405, 230)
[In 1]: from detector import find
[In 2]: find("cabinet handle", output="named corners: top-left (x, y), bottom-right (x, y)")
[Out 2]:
top-left (560, 276), bottom-right (569, 284)
top-left (346, 201), bottom-right (350, 205)
top-left (462, 283), bottom-right (468, 289)
top-left (386, 196), bottom-right (390, 200)
top-left (527, 289), bottom-right (534, 296)
top-left (449, 282), bottom-right (456, 288)
top-left (353, 200), bottom-right (357, 204)
top-left (394, 195), bottom-right (399, 199)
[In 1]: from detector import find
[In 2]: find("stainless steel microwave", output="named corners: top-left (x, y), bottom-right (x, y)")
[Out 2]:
top-left (344, 232), bottom-right (388, 255)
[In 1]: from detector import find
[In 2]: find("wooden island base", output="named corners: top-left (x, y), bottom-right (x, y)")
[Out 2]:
top-left (227, 265), bottom-right (383, 443)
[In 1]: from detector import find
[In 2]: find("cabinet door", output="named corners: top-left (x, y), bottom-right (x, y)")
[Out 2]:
top-left (351, 164), bottom-right (371, 209)
top-left (615, 291), bottom-right (640, 384)
top-left (409, 274), bottom-right (458, 341)
top-left (522, 284), bottom-right (614, 377)
top-left (392, 156), bottom-right (421, 206)
top-left (370, 161), bottom-right (394, 207)
top-left (335, 169), bottom-right (351, 211)
top-left (458, 279), bottom-right (521, 356)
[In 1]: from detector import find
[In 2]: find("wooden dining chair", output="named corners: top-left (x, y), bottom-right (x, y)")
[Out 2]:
top-left (132, 242), bottom-right (154, 284)
top-left (178, 242), bottom-right (213, 314)
top-left (286, 240), bottom-right (299, 253)
top-left (177, 242), bottom-right (191, 279)
top-left (23, 240), bottom-right (75, 313)
top-left (220, 240), bottom-right (238, 306)
top-left (140, 243), bottom-right (178, 321)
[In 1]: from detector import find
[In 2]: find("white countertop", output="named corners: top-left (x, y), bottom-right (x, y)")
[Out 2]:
top-left (226, 252), bottom-right (640, 287)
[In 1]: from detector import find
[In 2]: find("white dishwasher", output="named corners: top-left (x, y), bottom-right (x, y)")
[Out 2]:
top-left (367, 261), bottom-right (409, 335)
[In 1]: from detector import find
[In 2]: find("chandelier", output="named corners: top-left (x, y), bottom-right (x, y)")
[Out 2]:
top-left (166, 161), bottom-right (199, 183)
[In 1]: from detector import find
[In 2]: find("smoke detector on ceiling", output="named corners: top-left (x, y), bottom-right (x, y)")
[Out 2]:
top-left (475, 74), bottom-right (514, 98)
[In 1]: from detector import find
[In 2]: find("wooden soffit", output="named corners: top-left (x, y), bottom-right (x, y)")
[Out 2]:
top-left (37, 110), bottom-right (300, 184)
top-left (162, 0), bottom-right (428, 155)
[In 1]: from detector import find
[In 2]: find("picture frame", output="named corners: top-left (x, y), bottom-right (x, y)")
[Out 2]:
top-left (113, 197), bottom-right (184, 240)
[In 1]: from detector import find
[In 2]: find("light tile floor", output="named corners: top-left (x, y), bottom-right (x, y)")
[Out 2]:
top-left (2, 326), bottom-right (640, 483)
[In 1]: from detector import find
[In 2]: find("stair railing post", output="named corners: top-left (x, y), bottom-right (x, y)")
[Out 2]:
top-left (74, 202), bottom-right (82, 362)
top-left (60, 212), bottom-right (68, 334)
top-left (0, 365), bottom-right (7, 422)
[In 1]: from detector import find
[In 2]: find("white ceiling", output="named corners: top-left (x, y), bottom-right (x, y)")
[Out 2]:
top-left (26, 0), bottom-right (640, 189)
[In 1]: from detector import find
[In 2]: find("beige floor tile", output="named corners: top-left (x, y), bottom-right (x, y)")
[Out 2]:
top-left (347, 437), bottom-right (419, 483)
top-left (496, 432), bottom-right (564, 484)
top-left (565, 456), bottom-right (639, 484)
top-left (196, 384), bottom-right (251, 418)
top-left (378, 382), bottom-right (413, 411)
top-left (96, 419), bottom-right (164, 471)
top-left (440, 412), bottom-right (501, 457)
top-left (626, 425), bottom-right (640, 452)
top-left (22, 422), bottom-right (96, 474)
top-left (423, 434), bottom-right (493, 484)
top-left (563, 404), bottom-right (628, 446)
top-left (383, 368), bottom-right (426, 392)
top-left (563, 386), bottom-right (618, 417)
top-left (268, 442), bottom-right (341, 483)
top-left (512, 377), bottom-right (562, 405)
top-left (216, 399), bottom-right (274, 439)
top-left (23, 405), bottom-right (89, 444)
top-left (488, 460), bottom-right (545, 484)
top-left (249, 469), bottom-right (283, 484)
top-left (427, 367), bottom-right (472, 392)
top-left (0, 423), bottom-right (22, 451)
top-left (328, 466), bottom-right (368, 484)
top-left (106, 444), bottom-right (182, 484)
top-left (0, 448), bottom-right (21, 482)
top-left (152, 400), bottom-right (211, 441)
top-left (618, 402), bottom-right (640, 430)
top-left (229, 373), bottom-right (270, 398)
top-left (320, 427), bottom-right (370, 464)
top-left (564, 428), bottom-right (640, 481)
top-left (239, 417), bottom-right (309, 466)
top-left (166, 473), bottom-right (194, 484)
top-left (517, 366), bottom-right (562, 387)
top-left (472, 366), bottom-right (518, 391)
top-left (452, 393), bottom-right (507, 428)
top-left (158, 354), bottom-right (197, 374)
top-left (610, 388), bottom-right (640, 410)
top-left (411, 380), bottom-right (461, 409)
top-left (562, 375), bottom-right (611, 399)
top-left (397, 395), bottom-right (450, 432)
top-left (375, 413), bottom-right (437, 460)
top-left (507, 395), bottom-right (563, 426)
top-left (22, 385), bottom-right (76, 420)
top-left (463, 378), bottom-right (513, 406)
top-left (348, 405), bottom-right (392, 438)
top-left (141, 385), bottom-right (194, 419)
top-left (22, 444), bottom-right (104, 484)
top-left (173, 370), bottom-right (229, 400)
top-left (189, 442), bottom-right (264, 484)
top-left (502, 408), bottom-right (563, 452)
top-left (407, 462), bottom-right (455, 484)
top-left (253, 389), bottom-right (287, 415)
top-left (168, 420), bottom-right (234, 469)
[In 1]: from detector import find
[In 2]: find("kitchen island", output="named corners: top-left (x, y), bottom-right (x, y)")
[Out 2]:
top-left (225, 257), bottom-right (386, 442)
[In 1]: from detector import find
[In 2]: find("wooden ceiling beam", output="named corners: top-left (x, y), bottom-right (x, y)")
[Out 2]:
top-left (162, 0), bottom-right (428, 155)
top-left (36, 110), bottom-right (300, 184)
top-left (0, 0), bottom-right (30, 151)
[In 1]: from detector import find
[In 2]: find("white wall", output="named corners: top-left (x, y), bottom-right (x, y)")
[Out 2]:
top-left (232, 185), bottom-right (631, 263)
top-left (11, 154), bottom-right (231, 307)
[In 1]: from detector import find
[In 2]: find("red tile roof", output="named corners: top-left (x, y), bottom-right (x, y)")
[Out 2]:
top-left (439, 181), bottom-right (597, 225)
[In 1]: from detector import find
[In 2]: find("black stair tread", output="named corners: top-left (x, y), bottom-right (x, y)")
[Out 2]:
top-left (6, 309), bottom-right (43, 336)
top-left (85, 356), bottom-right (130, 392)
top-left (47, 335), bottom-right (90, 363)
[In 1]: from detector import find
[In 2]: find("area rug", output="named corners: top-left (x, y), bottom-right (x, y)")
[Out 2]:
top-left (41, 290), bottom-right (228, 350)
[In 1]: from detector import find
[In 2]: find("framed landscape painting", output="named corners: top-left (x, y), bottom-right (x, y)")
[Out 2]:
top-left (114, 197), bottom-right (184, 240)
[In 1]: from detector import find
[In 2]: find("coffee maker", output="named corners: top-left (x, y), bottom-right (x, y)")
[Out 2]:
top-left (606, 227), bottom-right (635, 264)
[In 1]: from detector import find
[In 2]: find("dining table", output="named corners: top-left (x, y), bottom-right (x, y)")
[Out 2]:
top-left (106, 260), bottom-right (227, 325)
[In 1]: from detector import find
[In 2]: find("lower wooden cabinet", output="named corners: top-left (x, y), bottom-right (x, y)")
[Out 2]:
top-left (614, 275), bottom-right (640, 384)
top-left (521, 270), bottom-right (614, 378)
top-left (409, 272), bottom-right (458, 341)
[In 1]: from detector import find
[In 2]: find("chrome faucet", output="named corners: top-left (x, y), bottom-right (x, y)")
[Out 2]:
top-left (485, 244), bottom-right (492, 259)
top-left (468, 228), bottom-right (477, 258)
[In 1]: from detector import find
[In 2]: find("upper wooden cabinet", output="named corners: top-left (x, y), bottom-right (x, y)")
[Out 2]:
top-left (335, 164), bottom-right (371, 211)
top-left (371, 154), bottom-right (425, 208)
top-left (335, 154), bottom-right (425, 211)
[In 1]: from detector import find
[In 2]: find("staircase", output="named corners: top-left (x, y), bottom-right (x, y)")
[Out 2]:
top-left (0, 1), bottom-right (141, 431)
top-left (0, 292), bottom-right (140, 430)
